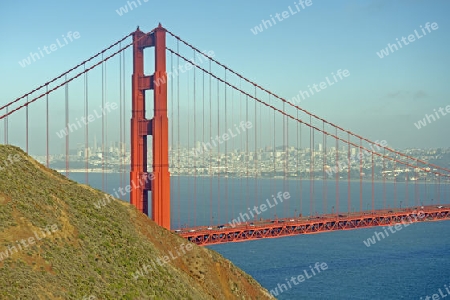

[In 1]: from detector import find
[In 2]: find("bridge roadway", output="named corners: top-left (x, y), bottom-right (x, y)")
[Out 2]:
top-left (176, 205), bottom-right (450, 245)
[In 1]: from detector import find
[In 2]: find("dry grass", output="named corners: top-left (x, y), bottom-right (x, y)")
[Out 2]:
top-left (0, 145), bottom-right (274, 300)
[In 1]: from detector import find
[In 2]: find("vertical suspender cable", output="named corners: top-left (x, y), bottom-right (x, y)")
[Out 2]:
top-left (405, 158), bottom-right (409, 208)
top-left (335, 127), bottom-right (339, 215)
top-left (438, 176), bottom-right (441, 205)
top-left (208, 59), bottom-right (212, 225)
top-left (224, 70), bottom-right (228, 223)
top-left (259, 91), bottom-right (263, 219)
top-left (394, 159), bottom-right (397, 209)
top-left (4, 106), bottom-right (7, 145)
top-left (273, 94), bottom-right (277, 219)
top-left (46, 84), bottom-right (49, 168)
top-left (254, 86), bottom-right (257, 220)
top-left (311, 122), bottom-right (314, 216)
top-left (202, 69), bottom-right (205, 226)
top-left (119, 45), bottom-right (123, 197)
top-left (65, 74), bottom-right (69, 176)
top-left (299, 114), bottom-right (302, 217)
top-left (323, 123), bottom-right (326, 215)
top-left (3, 106), bottom-right (7, 145)
top-left (240, 79), bottom-right (244, 221)
top-left (322, 122), bottom-right (328, 214)
top-left (246, 94), bottom-right (249, 220)
top-left (284, 99), bottom-right (287, 218)
top-left (216, 78), bottom-right (220, 224)
top-left (372, 152), bottom-right (374, 212)
top-left (101, 53), bottom-right (105, 192)
top-left (383, 148), bottom-right (386, 209)
top-left (347, 133), bottom-right (351, 213)
top-left (26, 96), bottom-right (29, 153)
top-left (193, 53), bottom-right (197, 227)
top-left (309, 116), bottom-right (313, 216)
top-left (445, 177), bottom-right (447, 203)
top-left (425, 171), bottom-right (428, 207)
top-left (415, 160), bottom-right (418, 206)
top-left (187, 66), bottom-right (191, 226)
top-left (433, 174), bottom-right (437, 206)
top-left (230, 73), bottom-right (234, 221)
top-left (85, 64), bottom-right (89, 184)
top-left (297, 105), bottom-right (301, 217)
top-left (122, 46), bottom-right (126, 199)
top-left (286, 95), bottom-right (289, 217)
top-left (359, 138), bottom-right (362, 212)
top-left (193, 51), bottom-right (197, 226)
top-left (177, 41), bottom-right (181, 227)
top-left (104, 59), bottom-right (108, 193)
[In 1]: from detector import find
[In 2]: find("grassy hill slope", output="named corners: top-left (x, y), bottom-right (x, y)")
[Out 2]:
top-left (0, 145), bottom-right (274, 300)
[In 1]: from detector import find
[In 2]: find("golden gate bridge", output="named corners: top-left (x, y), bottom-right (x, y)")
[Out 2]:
top-left (1, 24), bottom-right (449, 245)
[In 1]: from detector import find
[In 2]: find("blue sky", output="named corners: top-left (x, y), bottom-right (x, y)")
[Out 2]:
top-left (1, 0), bottom-right (449, 152)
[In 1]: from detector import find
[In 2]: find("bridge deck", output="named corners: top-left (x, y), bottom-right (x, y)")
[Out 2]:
top-left (177, 205), bottom-right (450, 245)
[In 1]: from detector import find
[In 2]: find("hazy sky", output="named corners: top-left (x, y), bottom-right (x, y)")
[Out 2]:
top-left (1, 0), bottom-right (449, 153)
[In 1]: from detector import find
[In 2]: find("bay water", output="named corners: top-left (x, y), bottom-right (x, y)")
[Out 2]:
top-left (68, 173), bottom-right (450, 299)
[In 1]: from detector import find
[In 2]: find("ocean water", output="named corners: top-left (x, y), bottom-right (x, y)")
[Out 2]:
top-left (209, 222), bottom-right (450, 299)
top-left (68, 173), bottom-right (450, 299)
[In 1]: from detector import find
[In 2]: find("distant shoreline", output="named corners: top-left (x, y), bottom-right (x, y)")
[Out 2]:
top-left (54, 169), bottom-right (446, 184)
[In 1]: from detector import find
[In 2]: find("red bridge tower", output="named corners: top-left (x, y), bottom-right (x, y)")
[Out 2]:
top-left (130, 24), bottom-right (170, 229)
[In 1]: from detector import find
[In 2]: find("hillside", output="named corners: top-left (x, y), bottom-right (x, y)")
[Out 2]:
top-left (0, 145), bottom-right (274, 300)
